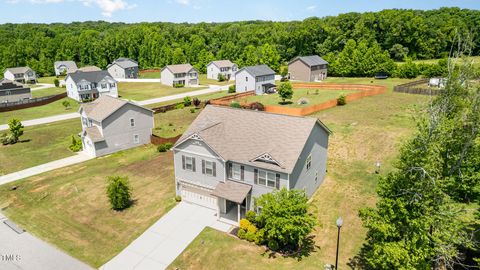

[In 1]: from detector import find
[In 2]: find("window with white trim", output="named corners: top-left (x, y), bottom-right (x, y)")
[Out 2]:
top-left (232, 164), bottom-right (241, 180)
top-left (205, 160), bottom-right (214, 176)
top-left (258, 170), bottom-right (276, 188)
top-left (130, 118), bottom-right (135, 127)
top-left (133, 134), bottom-right (139, 143)
top-left (306, 154), bottom-right (312, 170)
top-left (185, 156), bottom-right (194, 171)
top-left (315, 170), bottom-right (318, 182)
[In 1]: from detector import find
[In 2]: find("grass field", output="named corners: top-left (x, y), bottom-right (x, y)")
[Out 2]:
top-left (31, 87), bottom-right (66, 98)
top-left (169, 77), bottom-right (431, 270)
top-left (198, 74), bottom-right (233, 86)
top-left (118, 82), bottom-right (206, 101)
top-left (139, 71), bottom-right (160, 79)
top-left (37, 76), bottom-right (63, 84)
top-left (144, 90), bottom-right (234, 109)
top-left (153, 107), bottom-right (202, 138)
top-left (397, 56), bottom-right (480, 67)
top-left (238, 88), bottom-right (358, 108)
top-left (0, 146), bottom-right (177, 267)
top-left (0, 119), bottom-right (81, 175)
top-left (0, 97), bottom-right (79, 124)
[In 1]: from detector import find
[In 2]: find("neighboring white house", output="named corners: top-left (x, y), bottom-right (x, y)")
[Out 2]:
top-left (79, 95), bottom-right (154, 157)
top-left (172, 105), bottom-right (331, 224)
top-left (235, 64), bottom-right (276, 95)
top-left (54, 61), bottom-right (78, 76)
top-left (3, 67), bottom-right (37, 84)
top-left (206, 60), bottom-right (237, 81)
top-left (65, 70), bottom-right (118, 102)
top-left (0, 78), bottom-right (31, 103)
top-left (160, 64), bottom-right (199, 87)
top-left (107, 57), bottom-right (139, 79)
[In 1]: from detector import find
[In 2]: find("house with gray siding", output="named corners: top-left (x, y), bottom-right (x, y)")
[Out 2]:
top-left (172, 105), bottom-right (331, 224)
top-left (235, 64), bottom-right (276, 95)
top-left (79, 95), bottom-right (154, 157)
top-left (65, 70), bottom-right (118, 102)
top-left (0, 79), bottom-right (31, 103)
top-left (54, 61), bottom-right (78, 76)
top-left (107, 57), bottom-right (139, 79)
top-left (288, 55), bottom-right (328, 82)
top-left (160, 64), bottom-right (199, 87)
top-left (3, 67), bottom-right (37, 84)
top-left (206, 60), bottom-right (237, 81)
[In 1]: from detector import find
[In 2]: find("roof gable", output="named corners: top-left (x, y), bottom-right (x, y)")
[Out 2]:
top-left (81, 96), bottom-right (152, 123)
top-left (161, 64), bottom-right (197, 74)
top-left (289, 55), bottom-right (329, 67)
top-left (236, 65), bottom-right (275, 78)
top-left (67, 70), bottom-right (115, 84)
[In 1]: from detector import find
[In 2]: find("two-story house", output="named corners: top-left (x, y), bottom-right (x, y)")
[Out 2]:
top-left (160, 64), bottom-right (199, 87)
top-left (206, 60), bottom-right (237, 81)
top-left (79, 95), bottom-right (154, 157)
top-left (235, 65), bottom-right (276, 95)
top-left (3, 67), bottom-right (37, 84)
top-left (65, 70), bottom-right (118, 102)
top-left (107, 57), bottom-right (139, 79)
top-left (0, 79), bottom-right (31, 103)
top-left (288, 55), bottom-right (328, 82)
top-left (54, 61), bottom-right (78, 76)
top-left (172, 105), bottom-right (331, 224)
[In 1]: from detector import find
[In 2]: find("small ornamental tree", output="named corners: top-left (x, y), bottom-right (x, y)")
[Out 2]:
top-left (183, 96), bottom-right (192, 106)
top-left (54, 78), bottom-right (60, 87)
top-left (106, 176), bottom-right (132, 210)
top-left (277, 82), bottom-right (293, 104)
top-left (62, 100), bottom-right (71, 110)
top-left (69, 135), bottom-right (82, 152)
top-left (8, 118), bottom-right (24, 143)
top-left (255, 188), bottom-right (316, 251)
top-left (192, 97), bottom-right (201, 108)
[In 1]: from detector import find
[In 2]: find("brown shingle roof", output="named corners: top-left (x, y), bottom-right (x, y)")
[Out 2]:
top-left (212, 180), bottom-right (252, 204)
top-left (174, 105), bottom-right (331, 173)
top-left (81, 95), bottom-right (127, 122)
top-left (162, 64), bottom-right (196, 74)
top-left (210, 60), bottom-right (235, 69)
top-left (85, 126), bottom-right (105, 142)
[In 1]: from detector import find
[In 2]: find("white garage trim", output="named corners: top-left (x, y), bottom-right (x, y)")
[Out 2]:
top-left (180, 182), bottom-right (217, 210)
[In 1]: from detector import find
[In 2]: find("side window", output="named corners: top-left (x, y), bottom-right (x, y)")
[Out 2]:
top-left (130, 118), bottom-right (135, 127)
top-left (315, 170), bottom-right (318, 182)
top-left (245, 76), bottom-right (248, 82)
top-left (133, 134), bottom-right (139, 143)
top-left (306, 154), bottom-right (312, 170)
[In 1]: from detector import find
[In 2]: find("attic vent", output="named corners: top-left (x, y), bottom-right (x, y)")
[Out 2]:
top-left (252, 153), bottom-right (282, 167)
top-left (189, 133), bottom-right (202, 141)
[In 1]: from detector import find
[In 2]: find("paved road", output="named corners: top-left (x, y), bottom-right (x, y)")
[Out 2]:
top-left (30, 83), bottom-right (55, 91)
top-left (100, 202), bottom-right (231, 270)
top-left (0, 152), bottom-right (92, 186)
top-left (0, 213), bottom-right (93, 270)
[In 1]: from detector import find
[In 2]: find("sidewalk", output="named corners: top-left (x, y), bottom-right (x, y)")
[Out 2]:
top-left (0, 112), bottom-right (79, 131)
top-left (0, 152), bottom-right (92, 186)
top-left (31, 83), bottom-right (55, 91)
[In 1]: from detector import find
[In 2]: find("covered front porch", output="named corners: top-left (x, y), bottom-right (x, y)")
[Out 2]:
top-left (212, 180), bottom-right (252, 225)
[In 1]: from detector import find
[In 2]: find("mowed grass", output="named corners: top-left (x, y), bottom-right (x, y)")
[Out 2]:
top-left (153, 107), bottom-right (202, 138)
top-left (198, 74), bottom-right (233, 86)
top-left (118, 82), bottom-right (206, 101)
top-left (144, 90), bottom-right (234, 109)
top-left (31, 87), bottom-right (66, 98)
top-left (0, 146), bottom-right (177, 267)
top-left (0, 97), bottom-right (79, 124)
top-left (238, 88), bottom-right (358, 107)
top-left (37, 76), bottom-right (64, 84)
top-left (139, 71), bottom-right (160, 79)
top-left (0, 119), bottom-right (81, 175)
top-left (169, 77), bottom-right (431, 270)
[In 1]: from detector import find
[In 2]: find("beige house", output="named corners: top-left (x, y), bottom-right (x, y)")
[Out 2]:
top-left (288, 55), bottom-right (328, 82)
top-left (3, 67), bottom-right (36, 84)
top-left (160, 64), bottom-right (199, 87)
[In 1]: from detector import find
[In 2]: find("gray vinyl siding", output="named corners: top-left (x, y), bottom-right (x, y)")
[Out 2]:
top-left (108, 64), bottom-right (139, 79)
top-left (288, 59), bottom-right (328, 82)
top-left (235, 70), bottom-right (255, 93)
top-left (289, 123), bottom-right (329, 197)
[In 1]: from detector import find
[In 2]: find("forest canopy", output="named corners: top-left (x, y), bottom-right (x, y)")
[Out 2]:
top-left (0, 7), bottom-right (478, 76)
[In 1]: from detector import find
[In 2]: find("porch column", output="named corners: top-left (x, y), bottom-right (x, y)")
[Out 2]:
top-left (237, 203), bottom-right (240, 223)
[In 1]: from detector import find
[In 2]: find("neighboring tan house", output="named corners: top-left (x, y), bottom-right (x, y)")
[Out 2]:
top-left (54, 61), bottom-right (78, 76)
top-left (206, 60), bottom-right (238, 81)
top-left (65, 70), bottom-right (118, 102)
top-left (0, 79), bottom-right (31, 103)
top-left (107, 57), bottom-right (139, 79)
top-left (288, 55), bottom-right (328, 82)
top-left (235, 65), bottom-right (276, 95)
top-left (172, 105), bottom-right (331, 224)
top-left (160, 64), bottom-right (199, 87)
top-left (79, 95), bottom-right (154, 157)
top-left (3, 67), bottom-right (37, 84)
top-left (78, 66), bottom-right (102, 72)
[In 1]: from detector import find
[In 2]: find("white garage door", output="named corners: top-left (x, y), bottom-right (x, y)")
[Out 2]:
top-left (181, 185), bottom-right (217, 210)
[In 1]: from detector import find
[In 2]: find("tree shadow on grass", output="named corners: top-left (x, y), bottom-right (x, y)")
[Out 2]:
top-left (278, 101), bottom-right (293, 105)
top-left (347, 244), bottom-right (369, 270)
top-left (263, 235), bottom-right (318, 262)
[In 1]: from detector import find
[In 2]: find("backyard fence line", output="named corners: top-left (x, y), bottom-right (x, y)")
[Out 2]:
top-left (393, 79), bottom-right (442, 95)
top-left (151, 134), bottom-right (182, 145)
top-left (0, 92), bottom-right (68, 112)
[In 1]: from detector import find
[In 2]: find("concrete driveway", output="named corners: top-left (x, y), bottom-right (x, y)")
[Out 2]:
top-left (0, 213), bottom-right (92, 270)
top-left (101, 202), bottom-right (231, 270)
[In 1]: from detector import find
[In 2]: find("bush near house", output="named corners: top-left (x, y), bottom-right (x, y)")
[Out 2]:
top-left (173, 83), bottom-right (185, 88)
top-left (106, 176), bottom-right (132, 210)
top-left (157, 142), bottom-right (173, 152)
top-left (217, 73), bottom-right (226, 82)
top-left (183, 96), bottom-right (192, 106)
top-left (230, 101), bottom-right (241, 108)
top-left (69, 134), bottom-right (83, 152)
top-left (337, 94), bottom-right (347, 106)
top-left (228, 85), bottom-right (236, 93)
top-left (54, 78), bottom-right (60, 87)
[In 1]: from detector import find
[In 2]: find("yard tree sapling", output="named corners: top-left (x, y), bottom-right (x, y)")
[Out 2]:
top-left (54, 78), bottom-right (60, 87)
top-left (69, 135), bottom-right (82, 152)
top-left (277, 82), bottom-right (293, 104)
top-left (106, 176), bottom-right (132, 210)
top-left (62, 100), bottom-right (71, 110)
top-left (8, 118), bottom-right (24, 143)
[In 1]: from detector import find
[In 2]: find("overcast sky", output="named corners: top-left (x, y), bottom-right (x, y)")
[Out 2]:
top-left (2, 0), bottom-right (479, 24)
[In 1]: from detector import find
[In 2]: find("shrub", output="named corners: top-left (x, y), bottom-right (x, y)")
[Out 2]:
top-left (267, 239), bottom-right (280, 251)
top-left (217, 73), bottom-right (226, 82)
top-left (255, 228), bottom-right (266, 245)
top-left (246, 210), bottom-right (257, 224)
top-left (190, 108), bottom-right (196, 113)
top-left (7, 119), bottom-right (24, 144)
top-left (173, 83), bottom-right (184, 88)
top-left (0, 133), bottom-right (15, 145)
top-left (175, 195), bottom-right (182, 202)
top-left (245, 229), bottom-right (257, 242)
top-left (106, 176), bottom-right (132, 210)
top-left (228, 85), bottom-right (236, 93)
top-left (183, 96), bottom-right (192, 106)
top-left (237, 228), bottom-right (247, 239)
top-left (62, 100), bottom-right (71, 110)
top-left (230, 101), bottom-right (241, 108)
top-left (54, 78), bottom-right (60, 87)
top-left (192, 97), bottom-right (201, 107)
top-left (249, 102), bottom-right (265, 111)
top-left (239, 218), bottom-right (251, 231)
top-left (157, 142), bottom-right (173, 152)
top-left (164, 142), bottom-right (173, 149)
top-left (337, 94), bottom-right (347, 106)
top-left (175, 103), bottom-right (185, 110)
top-left (277, 82), bottom-right (293, 104)
top-left (69, 135), bottom-right (83, 152)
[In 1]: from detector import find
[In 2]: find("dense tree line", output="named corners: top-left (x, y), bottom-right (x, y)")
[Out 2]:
top-left (0, 7), bottom-right (479, 77)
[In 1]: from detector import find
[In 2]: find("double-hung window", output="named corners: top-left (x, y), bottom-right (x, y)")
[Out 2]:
top-left (257, 170), bottom-right (278, 188)
top-left (205, 160), bottom-right (214, 176)
top-left (130, 118), bottom-right (135, 127)
top-left (133, 134), bottom-right (139, 143)
top-left (232, 164), bottom-right (241, 180)
top-left (306, 154), bottom-right (312, 170)
top-left (185, 156), bottom-right (194, 171)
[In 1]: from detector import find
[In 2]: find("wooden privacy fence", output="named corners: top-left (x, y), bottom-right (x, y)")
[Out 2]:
top-left (209, 91), bottom-right (255, 106)
top-left (151, 134), bottom-right (182, 145)
top-left (393, 79), bottom-right (442, 95)
top-left (0, 92), bottom-right (67, 112)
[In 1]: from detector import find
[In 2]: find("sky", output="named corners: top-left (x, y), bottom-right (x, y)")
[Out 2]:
top-left (1, 0), bottom-right (479, 24)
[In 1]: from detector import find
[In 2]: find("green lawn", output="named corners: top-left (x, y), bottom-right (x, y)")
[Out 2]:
top-left (37, 76), bottom-right (64, 84)
top-left (0, 119), bottom-right (81, 175)
top-left (169, 77), bottom-right (431, 270)
top-left (396, 56), bottom-right (480, 67)
top-left (198, 74), bottom-right (233, 86)
top-left (153, 107), bottom-right (203, 138)
top-left (139, 71), bottom-right (160, 79)
top-left (0, 97), bottom-right (79, 124)
top-left (31, 87), bottom-right (66, 98)
top-left (0, 146), bottom-right (177, 267)
top-left (144, 90), bottom-right (234, 109)
top-left (118, 82), bottom-right (207, 101)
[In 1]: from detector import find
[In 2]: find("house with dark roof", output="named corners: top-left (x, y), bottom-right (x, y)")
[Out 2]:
top-left (65, 70), bottom-right (118, 102)
top-left (3, 67), bottom-right (36, 84)
top-left (160, 64), bottom-right (199, 87)
top-left (0, 79), bottom-right (31, 103)
top-left (288, 55), bottom-right (328, 82)
top-left (54, 61), bottom-right (78, 76)
top-left (235, 64), bottom-right (276, 95)
top-left (79, 95), bottom-right (154, 157)
top-left (107, 57), bottom-right (139, 79)
top-left (171, 105), bottom-right (331, 224)
top-left (206, 60), bottom-right (238, 81)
